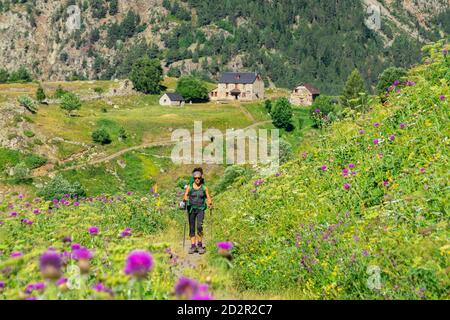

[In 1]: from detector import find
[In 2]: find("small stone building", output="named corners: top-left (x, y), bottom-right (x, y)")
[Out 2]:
top-left (209, 72), bottom-right (264, 101)
top-left (159, 93), bottom-right (185, 106)
top-left (289, 83), bottom-right (320, 106)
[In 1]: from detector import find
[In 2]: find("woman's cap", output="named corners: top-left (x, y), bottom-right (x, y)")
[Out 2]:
top-left (193, 171), bottom-right (202, 178)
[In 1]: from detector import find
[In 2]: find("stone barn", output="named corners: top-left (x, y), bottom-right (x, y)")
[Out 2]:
top-left (159, 93), bottom-right (185, 106)
top-left (289, 83), bottom-right (320, 106)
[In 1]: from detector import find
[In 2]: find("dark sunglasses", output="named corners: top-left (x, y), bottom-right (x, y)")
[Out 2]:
top-left (194, 177), bottom-right (201, 180)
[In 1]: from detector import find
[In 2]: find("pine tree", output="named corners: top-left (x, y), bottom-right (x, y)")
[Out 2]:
top-left (342, 69), bottom-right (367, 109)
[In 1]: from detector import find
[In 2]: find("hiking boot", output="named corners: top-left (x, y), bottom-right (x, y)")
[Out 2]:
top-left (188, 245), bottom-right (197, 254)
top-left (197, 245), bottom-right (206, 255)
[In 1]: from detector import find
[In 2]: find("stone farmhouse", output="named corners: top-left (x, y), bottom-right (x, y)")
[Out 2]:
top-left (209, 72), bottom-right (264, 101)
top-left (289, 83), bottom-right (320, 106)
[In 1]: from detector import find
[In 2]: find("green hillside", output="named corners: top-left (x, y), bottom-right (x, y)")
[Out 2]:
top-left (211, 41), bottom-right (449, 299)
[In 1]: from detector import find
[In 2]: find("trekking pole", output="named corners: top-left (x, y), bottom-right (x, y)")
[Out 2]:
top-left (183, 207), bottom-right (187, 249)
top-left (210, 206), bottom-right (213, 241)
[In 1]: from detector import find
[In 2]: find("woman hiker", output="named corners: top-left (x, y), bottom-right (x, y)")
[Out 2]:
top-left (183, 168), bottom-right (212, 254)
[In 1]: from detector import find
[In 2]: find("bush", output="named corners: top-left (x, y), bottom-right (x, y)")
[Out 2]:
top-left (264, 99), bottom-right (272, 114)
top-left (12, 162), bottom-right (31, 184)
top-left (92, 128), bottom-right (112, 145)
top-left (36, 84), bottom-right (46, 103)
top-left (0, 68), bottom-right (9, 83)
top-left (118, 127), bottom-right (128, 140)
top-left (309, 96), bottom-right (337, 128)
top-left (130, 57), bottom-right (163, 94)
top-left (18, 96), bottom-right (38, 113)
top-left (38, 175), bottom-right (86, 200)
top-left (175, 75), bottom-right (209, 103)
top-left (55, 85), bottom-right (68, 98)
top-left (215, 165), bottom-right (248, 192)
top-left (24, 154), bottom-right (47, 169)
top-left (279, 139), bottom-right (293, 164)
top-left (271, 97), bottom-right (293, 130)
top-left (60, 92), bottom-right (82, 115)
top-left (23, 130), bottom-right (35, 138)
top-left (167, 67), bottom-right (181, 78)
top-left (376, 67), bottom-right (408, 95)
top-left (9, 66), bottom-right (32, 82)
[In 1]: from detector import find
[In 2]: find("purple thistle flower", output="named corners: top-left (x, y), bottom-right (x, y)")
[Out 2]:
top-left (439, 95), bottom-right (446, 101)
top-left (71, 243), bottom-right (81, 251)
top-left (56, 278), bottom-right (68, 287)
top-left (120, 228), bottom-right (132, 238)
top-left (62, 236), bottom-right (72, 243)
top-left (343, 183), bottom-right (351, 190)
top-left (253, 179), bottom-right (264, 187)
top-left (9, 212), bottom-right (17, 217)
top-left (393, 80), bottom-right (400, 86)
top-left (348, 163), bottom-right (355, 169)
top-left (92, 282), bottom-right (112, 294)
top-left (40, 250), bottom-right (62, 271)
top-left (400, 123), bottom-right (406, 129)
top-left (420, 168), bottom-right (426, 173)
top-left (362, 249), bottom-right (369, 257)
top-left (11, 251), bottom-right (23, 258)
top-left (443, 49), bottom-right (448, 55)
top-left (359, 129), bottom-right (365, 135)
top-left (72, 248), bottom-right (93, 261)
top-left (33, 209), bottom-right (40, 215)
top-left (88, 226), bottom-right (99, 235)
top-left (217, 241), bottom-right (233, 250)
top-left (383, 181), bottom-right (390, 187)
top-left (0, 281), bottom-right (5, 289)
top-left (73, 202), bottom-right (80, 207)
top-left (174, 277), bottom-right (199, 298)
top-left (314, 108), bottom-right (321, 113)
top-left (373, 139), bottom-right (379, 145)
top-left (374, 122), bottom-right (380, 128)
top-left (389, 134), bottom-right (396, 141)
top-left (18, 194), bottom-right (24, 199)
top-left (124, 250), bottom-right (154, 279)
top-left (342, 168), bottom-right (349, 176)
top-left (321, 165), bottom-right (328, 171)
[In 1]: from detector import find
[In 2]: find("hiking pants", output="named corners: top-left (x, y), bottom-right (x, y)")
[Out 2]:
top-left (188, 208), bottom-right (205, 237)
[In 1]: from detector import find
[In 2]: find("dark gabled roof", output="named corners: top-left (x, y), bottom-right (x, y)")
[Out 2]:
top-left (297, 83), bottom-right (320, 95)
top-left (219, 72), bottom-right (258, 84)
top-left (165, 93), bottom-right (184, 101)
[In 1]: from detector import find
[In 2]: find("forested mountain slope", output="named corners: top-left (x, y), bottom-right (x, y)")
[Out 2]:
top-left (0, 0), bottom-right (448, 94)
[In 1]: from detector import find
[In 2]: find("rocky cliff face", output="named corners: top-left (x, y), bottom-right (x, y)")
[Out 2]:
top-left (0, 0), bottom-right (448, 82)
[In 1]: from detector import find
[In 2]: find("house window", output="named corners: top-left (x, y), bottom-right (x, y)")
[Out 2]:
top-left (226, 92), bottom-right (229, 97)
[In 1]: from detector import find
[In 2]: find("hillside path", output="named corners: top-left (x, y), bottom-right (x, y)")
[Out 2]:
top-left (33, 120), bottom-right (272, 175)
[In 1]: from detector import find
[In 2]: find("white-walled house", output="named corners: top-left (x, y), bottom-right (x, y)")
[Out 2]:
top-left (159, 93), bottom-right (185, 106)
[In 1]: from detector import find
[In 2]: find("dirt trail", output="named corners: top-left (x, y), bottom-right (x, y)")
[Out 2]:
top-left (33, 120), bottom-right (272, 175)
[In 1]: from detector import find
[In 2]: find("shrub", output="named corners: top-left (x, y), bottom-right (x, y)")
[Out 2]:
top-left (18, 96), bottom-right (38, 113)
top-left (38, 175), bottom-right (86, 200)
top-left (36, 84), bottom-right (46, 103)
top-left (9, 66), bottom-right (32, 82)
top-left (167, 67), bottom-right (181, 78)
top-left (215, 166), bottom-right (248, 192)
top-left (309, 96), bottom-right (337, 128)
top-left (130, 57), bottom-right (163, 94)
top-left (12, 162), bottom-right (31, 184)
top-left (24, 154), bottom-right (47, 169)
top-left (279, 139), bottom-right (293, 164)
top-left (60, 92), bottom-right (82, 115)
top-left (92, 128), bottom-right (112, 145)
top-left (93, 86), bottom-right (105, 94)
top-left (271, 97), bottom-right (293, 130)
top-left (175, 75), bottom-right (209, 103)
top-left (264, 99), bottom-right (272, 114)
top-left (0, 68), bottom-right (9, 83)
top-left (55, 85), bottom-right (68, 98)
top-left (376, 67), bottom-right (408, 95)
top-left (23, 130), bottom-right (35, 138)
top-left (118, 127), bottom-right (128, 140)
